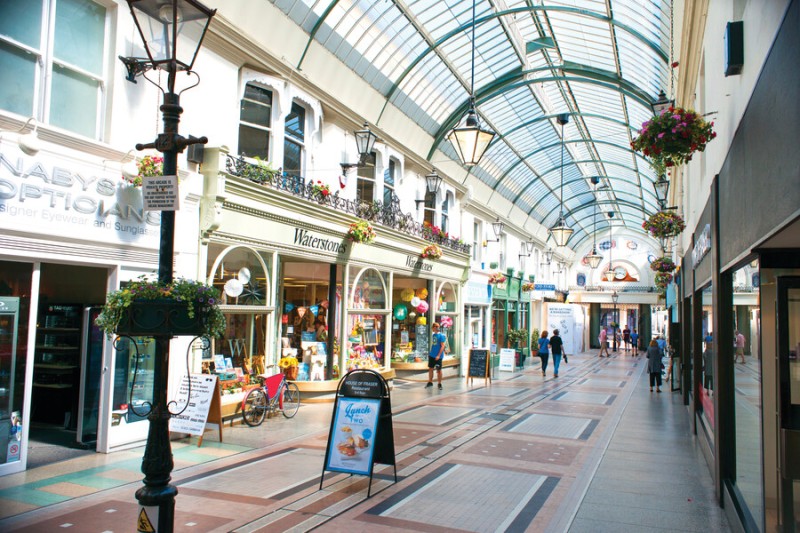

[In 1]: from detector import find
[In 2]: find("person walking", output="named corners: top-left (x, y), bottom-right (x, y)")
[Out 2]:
top-left (622, 325), bottom-right (631, 353)
top-left (598, 327), bottom-right (610, 357)
top-left (734, 330), bottom-right (747, 364)
top-left (630, 329), bottom-right (639, 356)
top-left (703, 342), bottom-right (714, 396)
top-left (537, 330), bottom-right (550, 377)
top-left (550, 329), bottom-right (565, 377)
top-left (426, 322), bottom-right (446, 390)
top-left (646, 339), bottom-right (664, 392)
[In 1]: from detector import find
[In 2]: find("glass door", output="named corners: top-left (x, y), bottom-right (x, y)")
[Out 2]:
top-left (777, 276), bottom-right (800, 530)
top-left (0, 298), bottom-right (21, 467)
top-left (77, 307), bottom-right (104, 444)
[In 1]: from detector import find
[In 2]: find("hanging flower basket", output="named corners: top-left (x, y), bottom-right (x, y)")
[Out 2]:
top-left (346, 220), bottom-right (377, 244)
top-left (642, 211), bottom-right (685, 239)
top-left (655, 272), bottom-right (674, 289)
top-left (631, 106), bottom-right (716, 172)
top-left (650, 256), bottom-right (676, 273)
top-left (420, 244), bottom-right (443, 260)
top-left (521, 282), bottom-right (535, 292)
top-left (95, 277), bottom-right (225, 338)
top-left (310, 180), bottom-right (331, 199)
top-left (488, 272), bottom-right (507, 285)
top-left (122, 155), bottom-right (163, 187)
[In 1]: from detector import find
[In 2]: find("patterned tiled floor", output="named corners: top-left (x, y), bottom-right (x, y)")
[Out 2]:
top-left (0, 352), bottom-right (732, 532)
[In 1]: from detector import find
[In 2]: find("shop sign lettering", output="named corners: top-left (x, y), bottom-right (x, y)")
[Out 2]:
top-left (692, 224), bottom-right (711, 269)
top-left (293, 228), bottom-right (347, 253)
top-left (0, 151), bottom-right (160, 245)
top-left (406, 255), bottom-right (433, 271)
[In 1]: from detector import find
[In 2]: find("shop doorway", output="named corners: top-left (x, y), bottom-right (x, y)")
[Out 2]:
top-left (28, 263), bottom-right (106, 468)
top-left (777, 276), bottom-right (800, 530)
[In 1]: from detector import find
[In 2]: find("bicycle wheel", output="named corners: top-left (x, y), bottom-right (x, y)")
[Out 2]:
top-left (281, 382), bottom-right (300, 418)
top-left (242, 388), bottom-right (267, 427)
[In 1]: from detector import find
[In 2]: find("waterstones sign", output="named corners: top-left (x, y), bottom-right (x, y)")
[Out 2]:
top-left (293, 227), bottom-right (347, 254)
top-left (405, 255), bottom-right (433, 271)
top-left (0, 148), bottom-right (160, 248)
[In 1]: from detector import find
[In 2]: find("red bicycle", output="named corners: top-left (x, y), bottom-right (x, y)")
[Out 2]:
top-left (241, 373), bottom-right (300, 427)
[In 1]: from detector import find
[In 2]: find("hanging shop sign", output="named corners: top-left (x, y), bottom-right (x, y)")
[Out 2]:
top-left (320, 369), bottom-right (397, 497)
top-left (692, 224), bottom-right (711, 269)
top-left (0, 148), bottom-right (160, 247)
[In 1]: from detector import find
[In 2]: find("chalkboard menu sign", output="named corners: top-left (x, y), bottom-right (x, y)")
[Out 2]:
top-left (415, 325), bottom-right (429, 355)
top-left (467, 349), bottom-right (490, 383)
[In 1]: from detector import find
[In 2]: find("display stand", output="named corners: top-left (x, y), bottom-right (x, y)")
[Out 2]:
top-left (167, 374), bottom-right (222, 447)
top-left (467, 349), bottom-right (490, 385)
top-left (320, 369), bottom-right (397, 497)
top-left (197, 379), bottom-right (223, 446)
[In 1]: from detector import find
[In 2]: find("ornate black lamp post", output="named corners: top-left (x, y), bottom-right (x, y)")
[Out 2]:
top-left (124, 1), bottom-right (215, 531)
top-left (611, 290), bottom-right (619, 352)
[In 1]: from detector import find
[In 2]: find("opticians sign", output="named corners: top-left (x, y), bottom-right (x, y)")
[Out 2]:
top-left (0, 145), bottom-right (160, 248)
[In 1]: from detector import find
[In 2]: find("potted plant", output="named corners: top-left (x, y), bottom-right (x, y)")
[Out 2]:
top-left (642, 211), bottom-right (686, 239)
top-left (506, 328), bottom-right (528, 348)
top-left (346, 220), bottom-right (377, 244)
top-left (279, 356), bottom-right (299, 380)
top-left (310, 180), bottom-right (331, 199)
top-left (650, 256), bottom-right (677, 274)
top-left (488, 272), bottom-right (507, 285)
top-left (95, 277), bottom-right (226, 338)
top-left (122, 154), bottom-right (163, 187)
top-left (631, 106), bottom-right (716, 173)
top-left (421, 244), bottom-right (443, 260)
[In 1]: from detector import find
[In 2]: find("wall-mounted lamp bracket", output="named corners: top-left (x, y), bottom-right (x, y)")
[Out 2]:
top-left (119, 56), bottom-right (153, 83)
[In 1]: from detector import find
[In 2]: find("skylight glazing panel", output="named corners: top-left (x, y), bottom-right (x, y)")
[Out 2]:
top-left (518, 178), bottom-right (550, 205)
top-left (482, 89), bottom-right (542, 132)
top-left (613, 0), bottom-right (669, 46)
top-left (594, 145), bottom-right (636, 168)
top-left (439, 22), bottom-right (517, 92)
top-left (394, 53), bottom-right (464, 124)
top-left (548, 12), bottom-right (615, 71)
top-left (405, 0), bottom-right (468, 41)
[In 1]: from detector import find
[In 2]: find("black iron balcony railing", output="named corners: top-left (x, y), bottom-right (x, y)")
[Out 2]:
top-left (225, 155), bottom-right (471, 254)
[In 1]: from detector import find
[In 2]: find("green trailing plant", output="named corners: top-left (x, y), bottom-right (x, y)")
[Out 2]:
top-left (95, 276), bottom-right (226, 338)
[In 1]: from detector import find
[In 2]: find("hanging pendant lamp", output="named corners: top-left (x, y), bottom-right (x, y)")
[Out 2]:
top-left (549, 113), bottom-right (573, 247)
top-left (446, 0), bottom-right (495, 167)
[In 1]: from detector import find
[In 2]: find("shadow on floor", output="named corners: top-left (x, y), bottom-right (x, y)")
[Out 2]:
top-left (27, 423), bottom-right (93, 470)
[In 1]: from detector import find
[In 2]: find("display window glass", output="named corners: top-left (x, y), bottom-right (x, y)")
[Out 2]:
top-left (731, 261), bottom-right (762, 526)
top-left (207, 244), bottom-right (273, 393)
top-left (390, 277), bottom-right (431, 364)
top-left (435, 282), bottom-right (458, 359)
top-left (698, 283), bottom-right (714, 440)
top-left (347, 267), bottom-right (388, 372)
top-left (280, 261), bottom-right (338, 382)
top-left (0, 261), bottom-right (32, 470)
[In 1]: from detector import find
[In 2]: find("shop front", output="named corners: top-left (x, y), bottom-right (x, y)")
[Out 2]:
top-left (0, 139), bottom-right (203, 473)
top-left (200, 148), bottom-right (469, 401)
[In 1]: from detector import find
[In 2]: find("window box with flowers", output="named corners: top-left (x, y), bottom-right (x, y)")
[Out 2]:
top-left (642, 211), bottom-right (686, 239)
top-left (631, 106), bottom-right (716, 173)
top-left (420, 244), bottom-right (443, 260)
top-left (488, 272), bottom-right (507, 285)
top-left (123, 155), bottom-right (163, 187)
top-left (95, 277), bottom-right (226, 338)
top-left (346, 220), bottom-right (377, 244)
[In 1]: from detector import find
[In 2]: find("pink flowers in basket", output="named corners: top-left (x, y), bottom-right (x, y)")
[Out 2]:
top-left (421, 244), bottom-right (443, 260)
top-left (488, 272), bottom-right (507, 285)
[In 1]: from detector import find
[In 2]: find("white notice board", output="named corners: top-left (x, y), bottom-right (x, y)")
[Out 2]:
top-left (498, 348), bottom-right (516, 372)
top-left (143, 175), bottom-right (180, 211)
top-left (169, 374), bottom-right (218, 435)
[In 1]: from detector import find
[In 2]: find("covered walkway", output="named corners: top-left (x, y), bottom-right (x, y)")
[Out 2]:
top-left (0, 351), bottom-right (729, 532)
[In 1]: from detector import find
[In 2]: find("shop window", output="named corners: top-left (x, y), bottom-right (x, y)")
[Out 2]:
top-left (348, 267), bottom-right (388, 372)
top-left (731, 260), bottom-right (762, 525)
top-left (238, 82), bottom-right (272, 159)
top-left (283, 102), bottom-right (305, 177)
top-left (423, 190), bottom-right (435, 226)
top-left (280, 261), bottom-right (337, 382)
top-left (0, 0), bottom-right (107, 139)
top-left (383, 159), bottom-right (397, 205)
top-left (435, 282), bottom-right (459, 359)
top-left (391, 278), bottom-right (440, 365)
top-left (698, 283), bottom-right (714, 440)
top-left (356, 152), bottom-right (376, 204)
top-left (207, 244), bottom-right (272, 381)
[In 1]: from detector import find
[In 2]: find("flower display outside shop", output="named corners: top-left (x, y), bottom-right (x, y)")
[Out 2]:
top-left (95, 277), bottom-right (225, 338)
top-left (650, 256), bottom-right (677, 273)
top-left (346, 220), bottom-right (377, 244)
top-left (421, 244), bottom-right (443, 260)
top-left (655, 272), bottom-right (674, 290)
top-left (488, 272), bottom-right (507, 285)
top-left (521, 282), bottom-right (535, 292)
top-left (631, 106), bottom-right (716, 174)
top-left (278, 356), bottom-right (298, 369)
top-left (311, 180), bottom-right (331, 198)
top-left (642, 211), bottom-right (686, 239)
top-left (123, 155), bottom-right (163, 187)
top-left (422, 221), bottom-right (449, 239)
